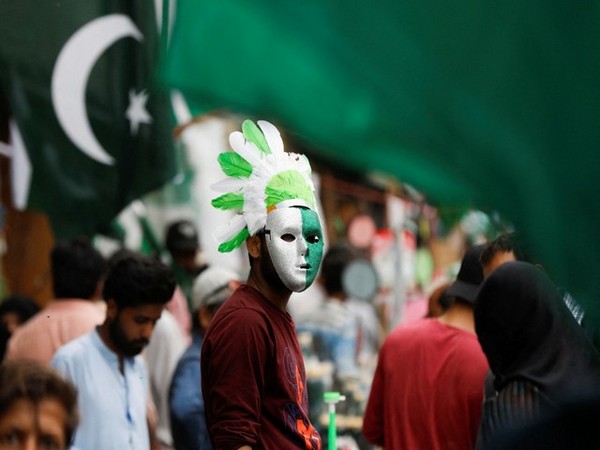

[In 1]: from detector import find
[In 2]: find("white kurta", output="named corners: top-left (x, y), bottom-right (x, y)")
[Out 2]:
top-left (52, 329), bottom-right (149, 450)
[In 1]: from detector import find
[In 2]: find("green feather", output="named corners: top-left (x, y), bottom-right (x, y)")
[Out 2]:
top-left (218, 152), bottom-right (252, 178)
top-left (211, 193), bottom-right (244, 210)
top-left (242, 120), bottom-right (271, 154)
top-left (218, 228), bottom-right (250, 253)
top-left (265, 170), bottom-right (314, 209)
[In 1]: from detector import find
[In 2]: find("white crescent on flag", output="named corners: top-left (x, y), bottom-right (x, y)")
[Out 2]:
top-left (51, 14), bottom-right (144, 166)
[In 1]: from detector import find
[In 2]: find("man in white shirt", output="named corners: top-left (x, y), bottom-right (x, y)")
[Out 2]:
top-left (52, 253), bottom-right (176, 450)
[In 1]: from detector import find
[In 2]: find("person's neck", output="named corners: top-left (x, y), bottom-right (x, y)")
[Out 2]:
top-left (327, 292), bottom-right (346, 303)
top-left (97, 323), bottom-right (126, 373)
top-left (437, 301), bottom-right (476, 333)
top-left (246, 273), bottom-right (291, 312)
top-left (54, 297), bottom-right (93, 302)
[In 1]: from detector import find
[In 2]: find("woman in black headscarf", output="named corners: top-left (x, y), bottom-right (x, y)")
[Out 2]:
top-left (473, 261), bottom-right (600, 450)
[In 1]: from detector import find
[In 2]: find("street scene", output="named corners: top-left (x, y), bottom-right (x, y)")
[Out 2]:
top-left (1, 2), bottom-right (599, 449)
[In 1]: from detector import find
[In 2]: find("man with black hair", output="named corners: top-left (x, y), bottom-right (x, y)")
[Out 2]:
top-left (6, 237), bottom-right (106, 363)
top-left (52, 253), bottom-right (176, 450)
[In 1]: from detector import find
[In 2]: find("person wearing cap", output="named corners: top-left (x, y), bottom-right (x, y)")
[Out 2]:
top-left (165, 219), bottom-right (208, 310)
top-left (201, 120), bottom-right (324, 449)
top-left (362, 244), bottom-right (489, 450)
top-left (169, 266), bottom-right (240, 450)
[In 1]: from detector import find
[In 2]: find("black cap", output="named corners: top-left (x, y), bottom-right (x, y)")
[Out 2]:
top-left (446, 244), bottom-right (486, 304)
top-left (165, 220), bottom-right (199, 254)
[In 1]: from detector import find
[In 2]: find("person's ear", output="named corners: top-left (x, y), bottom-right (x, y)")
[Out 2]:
top-left (106, 298), bottom-right (118, 320)
top-left (199, 308), bottom-right (211, 329)
top-left (247, 234), bottom-right (261, 259)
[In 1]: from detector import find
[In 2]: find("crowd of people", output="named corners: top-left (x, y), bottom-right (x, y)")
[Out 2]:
top-left (1, 120), bottom-right (599, 450)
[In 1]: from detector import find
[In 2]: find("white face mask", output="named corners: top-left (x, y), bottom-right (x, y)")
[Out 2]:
top-left (265, 207), bottom-right (324, 292)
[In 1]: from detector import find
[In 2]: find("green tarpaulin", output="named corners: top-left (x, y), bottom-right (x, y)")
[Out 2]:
top-left (163, 1), bottom-right (600, 316)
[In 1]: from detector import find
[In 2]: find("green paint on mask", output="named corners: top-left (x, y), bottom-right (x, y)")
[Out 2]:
top-left (301, 208), bottom-right (324, 288)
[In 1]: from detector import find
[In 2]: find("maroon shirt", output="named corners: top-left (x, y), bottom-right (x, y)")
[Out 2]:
top-left (201, 284), bottom-right (321, 450)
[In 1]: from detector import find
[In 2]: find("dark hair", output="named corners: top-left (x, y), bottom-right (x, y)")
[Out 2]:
top-left (51, 237), bottom-right (106, 299)
top-left (0, 360), bottom-right (79, 444)
top-left (165, 220), bottom-right (199, 256)
top-left (0, 294), bottom-right (40, 322)
top-left (107, 247), bottom-right (139, 269)
top-left (0, 295), bottom-right (40, 360)
top-left (103, 254), bottom-right (176, 309)
top-left (439, 289), bottom-right (455, 310)
top-left (426, 282), bottom-right (456, 318)
top-left (321, 244), bottom-right (359, 296)
top-left (480, 233), bottom-right (521, 267)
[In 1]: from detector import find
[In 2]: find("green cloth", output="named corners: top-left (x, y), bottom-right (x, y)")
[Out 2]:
top-left (162, 0), bottom-right (600, 320)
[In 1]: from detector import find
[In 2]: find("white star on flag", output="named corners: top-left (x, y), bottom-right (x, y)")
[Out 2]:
top-left (125, 89), bottom-right (153, 135)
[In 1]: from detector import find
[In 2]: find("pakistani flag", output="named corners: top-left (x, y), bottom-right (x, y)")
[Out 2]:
top-left (0, 1), bottom-right (176, 238)
top-left (162, 1), bottom-right (600, 317)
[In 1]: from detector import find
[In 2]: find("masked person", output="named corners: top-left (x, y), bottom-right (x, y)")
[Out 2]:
top-left (201, 120), bottom-right (324, 450)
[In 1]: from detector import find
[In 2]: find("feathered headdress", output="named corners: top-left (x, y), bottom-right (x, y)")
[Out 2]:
top-left (211, 120), bottom-right (317, 252)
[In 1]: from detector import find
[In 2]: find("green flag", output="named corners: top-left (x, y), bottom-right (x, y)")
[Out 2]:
top-left (0, 0), bottom-right (176, 238)
top-left (162, 1), bottom-right (600, 314)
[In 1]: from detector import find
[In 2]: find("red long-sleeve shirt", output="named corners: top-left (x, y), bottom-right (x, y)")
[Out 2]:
top-left (202, 284), bottom-right (321, 450)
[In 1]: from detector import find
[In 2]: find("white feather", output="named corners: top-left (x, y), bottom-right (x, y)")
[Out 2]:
top-left (211, 178), bottom-right (246, 193)
top-left (213, 120), bottom-right (318, 252)
top-left (213, 215), bottom-right (246, 242)
top-left (229, 131), bottom-right (246, 153)
top-left (229, 129), bottom-right (265, 170)
top-left (244, 184), bottom-right (268, 234)
top-left (235, 140), bottom-right (264, 168)
top-left (258, 120), bottom-right (284, 154)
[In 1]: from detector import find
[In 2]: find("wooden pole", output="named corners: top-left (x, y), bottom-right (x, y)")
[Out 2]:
top-left (0, 156), bottom-right (54, 307)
